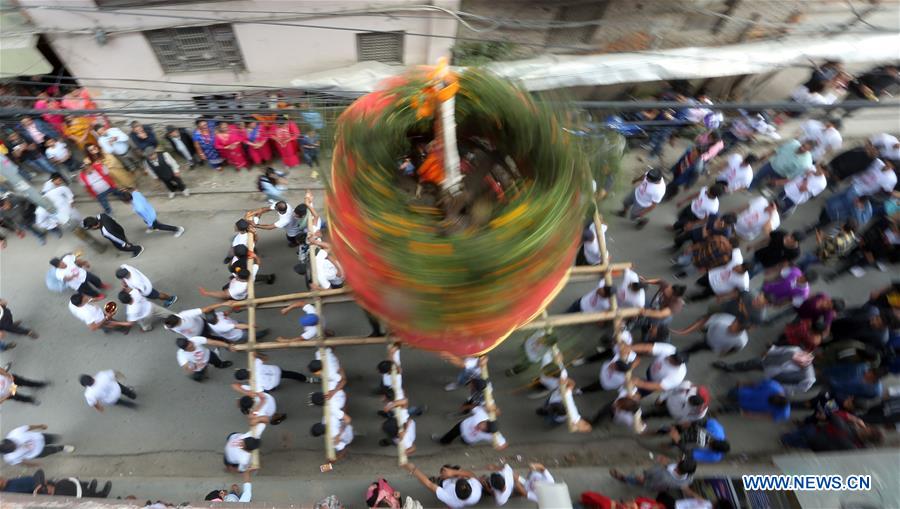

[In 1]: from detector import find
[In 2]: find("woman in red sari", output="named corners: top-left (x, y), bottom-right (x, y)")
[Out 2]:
top-left (214, 122), bottom-right (249, 170)
top-left (272, 117), bottom-right (300, 168)
top-left (34, 92), bottom-right (66, 134)
top-left (243, 120), bottom-right (272, 166)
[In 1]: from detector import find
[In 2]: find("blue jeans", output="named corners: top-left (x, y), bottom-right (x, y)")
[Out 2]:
top-left (747, 258), bottom-right (765, 279)
top-left (95, 189), bottom-right (125, 215)
top-left (749, 162), bottom-right (778, 190)
top-left (260, 181), bottom-right (285, 202)
top-left (27, 156), bottom-right (58, 176)
top-left (796, 252), bottom-right (821, 273)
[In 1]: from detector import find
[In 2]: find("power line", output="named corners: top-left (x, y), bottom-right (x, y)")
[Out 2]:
top-left (2, 99), bottom-right (896, 117)
top-left (2, 3), bottom-right (893, 52)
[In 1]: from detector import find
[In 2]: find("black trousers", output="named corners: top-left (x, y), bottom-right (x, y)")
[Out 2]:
top-left (37, 433), bottom-right (65, 457)
top-left (107, 237), bottom-right (142, 255)
top-left (281, 369), bottom-right (308, 383)
top-left (161, 176), bottom-right (186, 192)
top-left (150, 220), bottom-right (178, 232)
top-left (672, 206), bottom-right (698, 232)
top-left (115, 382), bottom-right (137, 408)
top-left (190, 352), bottom-right (228, 381)
top-left (439, 422), bottom-right (463, 445)
top-left (77, 272), bottom-right (105, 298)
top-left (8, 374), bottom-right (45, 404)
top-left (0, 308), bottom-right (31, 335)
top-left (689, 274), bottom-right (715, 301)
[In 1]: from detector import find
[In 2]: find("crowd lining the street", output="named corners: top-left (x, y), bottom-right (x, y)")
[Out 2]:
top-left (0, 61), bottom-right (899, 509)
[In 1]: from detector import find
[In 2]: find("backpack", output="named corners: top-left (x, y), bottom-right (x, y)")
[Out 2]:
top-left (692, 235), bottom-right (733, 270)
top-left (817, 229), bottom-right (857, 262)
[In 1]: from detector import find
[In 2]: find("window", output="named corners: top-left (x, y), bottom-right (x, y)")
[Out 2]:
top-left (96, 0), bottom-right (218, 8)
top-left (145, 24), bottom-right (245, 74)
top-left (357, 32), bottom-right (404, 64)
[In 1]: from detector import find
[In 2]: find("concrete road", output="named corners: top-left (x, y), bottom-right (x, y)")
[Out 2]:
top-left (0, 109), bottom-right (897, 506)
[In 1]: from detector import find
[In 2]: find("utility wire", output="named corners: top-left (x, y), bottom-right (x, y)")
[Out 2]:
top-left (2, 100), bottom-right (896, 117)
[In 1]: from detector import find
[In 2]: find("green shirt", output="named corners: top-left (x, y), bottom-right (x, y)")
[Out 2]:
top-left (771, 140), bottom-right (813, 179)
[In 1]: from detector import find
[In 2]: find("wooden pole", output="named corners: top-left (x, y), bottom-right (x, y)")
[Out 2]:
top-left (478, 355), bottom-right (502, 449)
top-left (518, 307), bottom-right (642, 330)
top-left (245, 223), bottom-right (260, 470)
top-left (233, 336), bottom-right (390, 351)
top-left (306, 191), bottom-right (336, 463)
top-left (387, 342), bottom-right (408, 465)
top-left (230, 263), bottom-right (628, 308)
top-left (594, 210), bottom-right (643, 433)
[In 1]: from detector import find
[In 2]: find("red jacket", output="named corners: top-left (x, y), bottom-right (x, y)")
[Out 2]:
top-left (78, 163), bottom-right (117, 198)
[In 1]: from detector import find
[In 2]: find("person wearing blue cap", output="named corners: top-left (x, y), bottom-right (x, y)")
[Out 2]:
top-left (280, 301), bottom-right (326, 340)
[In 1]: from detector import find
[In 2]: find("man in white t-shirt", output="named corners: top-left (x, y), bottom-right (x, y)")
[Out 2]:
top-left (1, 424), bottom-right (74, 466)
top-left (633, 343), bottom-right (687, 396)
top-left (652, 380), bottom-right (710, 423)
top-left (224, 432), bottom-right (260, 473)
top-left (436, 404), bottom-right (508, 450)
top-left (713, 153), bottom-right (757, 194)
top-left (689, 255), bottom-right (751, 302)
top-left (42, 174), bottom-right (79, 228)
top-left (673, 183), bottom-right (725, 233)
top-left (115, 264), bottom-right (177, 307)
top-left (481, 463), bottom-right (516, 506)
top-left (848, 158), bottom-right (897, 198)
top-left (253, 201), bottom-right (305, 247)
top-left (234, 352), bottom-right (317, 392)
top-left (799, 118), bottom-right (842, 163)
top-left (50, 253), bottom-right (108, 298)
top-left (234, 385), bottom-right (285, 427)
top-left (566, 280), bottom-right (614, 313)
top-left (119, 288), bottom-right (173, 332)
top-left (581, 342), bottom-right (666, 394)
top-left (310, 412), bottom-right (354, 459)
top-left (175, 336), bottom-right (234, 381)
top-left (682, 313), bottom-right (750, 356)
top-left (578, 222), bottom-right (607, 266)
top-left (309, 240), bottom-right (345, 290)
top-left (68, 293), bottom-right (131, 333)
top-left (733, 197), bottom-right (780, 242)
top-left (404, 463), bottom-right (483, 509)
top-left (279, 300), bottom-right (323, 340)
top-left (869, 133), bottom-right (900, 160)
top-left (80, 369), bottom-right (137, 412)
top-left (516, 463), bottom-right (555, 503)
top-left (617, 268), bottom-right (647, 309)
top-left (199, 271), bottom-right (249, 301)
top-left (776, 166), bottom-right (828, 215)
top-left (618, 168), bottom-right (666, 228)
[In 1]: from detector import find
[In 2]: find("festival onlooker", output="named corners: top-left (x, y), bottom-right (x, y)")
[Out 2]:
top-left (143, 148), bottom-right (189, 198)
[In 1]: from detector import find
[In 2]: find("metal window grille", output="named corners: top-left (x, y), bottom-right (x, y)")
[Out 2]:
top-left (145, 24), bottom-right (245, 74)
top-left (356, 32), bottom-right (404, 64)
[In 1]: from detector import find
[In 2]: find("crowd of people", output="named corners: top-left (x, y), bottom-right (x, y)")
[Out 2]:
top-left (1, 61), bottom-right (899, 509)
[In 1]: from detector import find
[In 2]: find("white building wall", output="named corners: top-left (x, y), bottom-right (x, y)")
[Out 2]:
top-left (18, 0), bottom-right (459, 100)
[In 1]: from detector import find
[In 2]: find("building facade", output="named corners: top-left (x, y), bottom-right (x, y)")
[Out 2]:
top-left (10, 0), bottom-right (459, 101)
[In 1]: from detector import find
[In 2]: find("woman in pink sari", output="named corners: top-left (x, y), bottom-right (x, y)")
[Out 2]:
top-left (243, 120), bottom-right (272, 166)
top-left (34, 92), bottom-right (66, 134)
top-left (214, 122), bottom-right (249, 170)
top-left (272, 118), bottom-right (300, 168)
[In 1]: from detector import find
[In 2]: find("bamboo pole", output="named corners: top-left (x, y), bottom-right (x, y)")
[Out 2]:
top-left (253, 295), bottom-right (356, 310)
top-left (245, 223), bottom-right (260, 470)
top-left (594, 210), bottom-right (643, 433)
top-left (230, 263), bottom-right (628, 308)
top-left (518, 307), bottom-right (642, 330)
top-left (550, 342), bottom-right (578, 433)
top-left (478, 355), bottom-right (503, 449)
top-left (233, 336), bottom-right (390, 351)
top-left (306, 191), bottom-right (336, 463)
top-left (387, 342), bottom-right (408, 465)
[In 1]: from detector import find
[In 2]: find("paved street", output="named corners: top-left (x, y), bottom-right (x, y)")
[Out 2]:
top-left (0, 109), bottom-right (898, 505)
